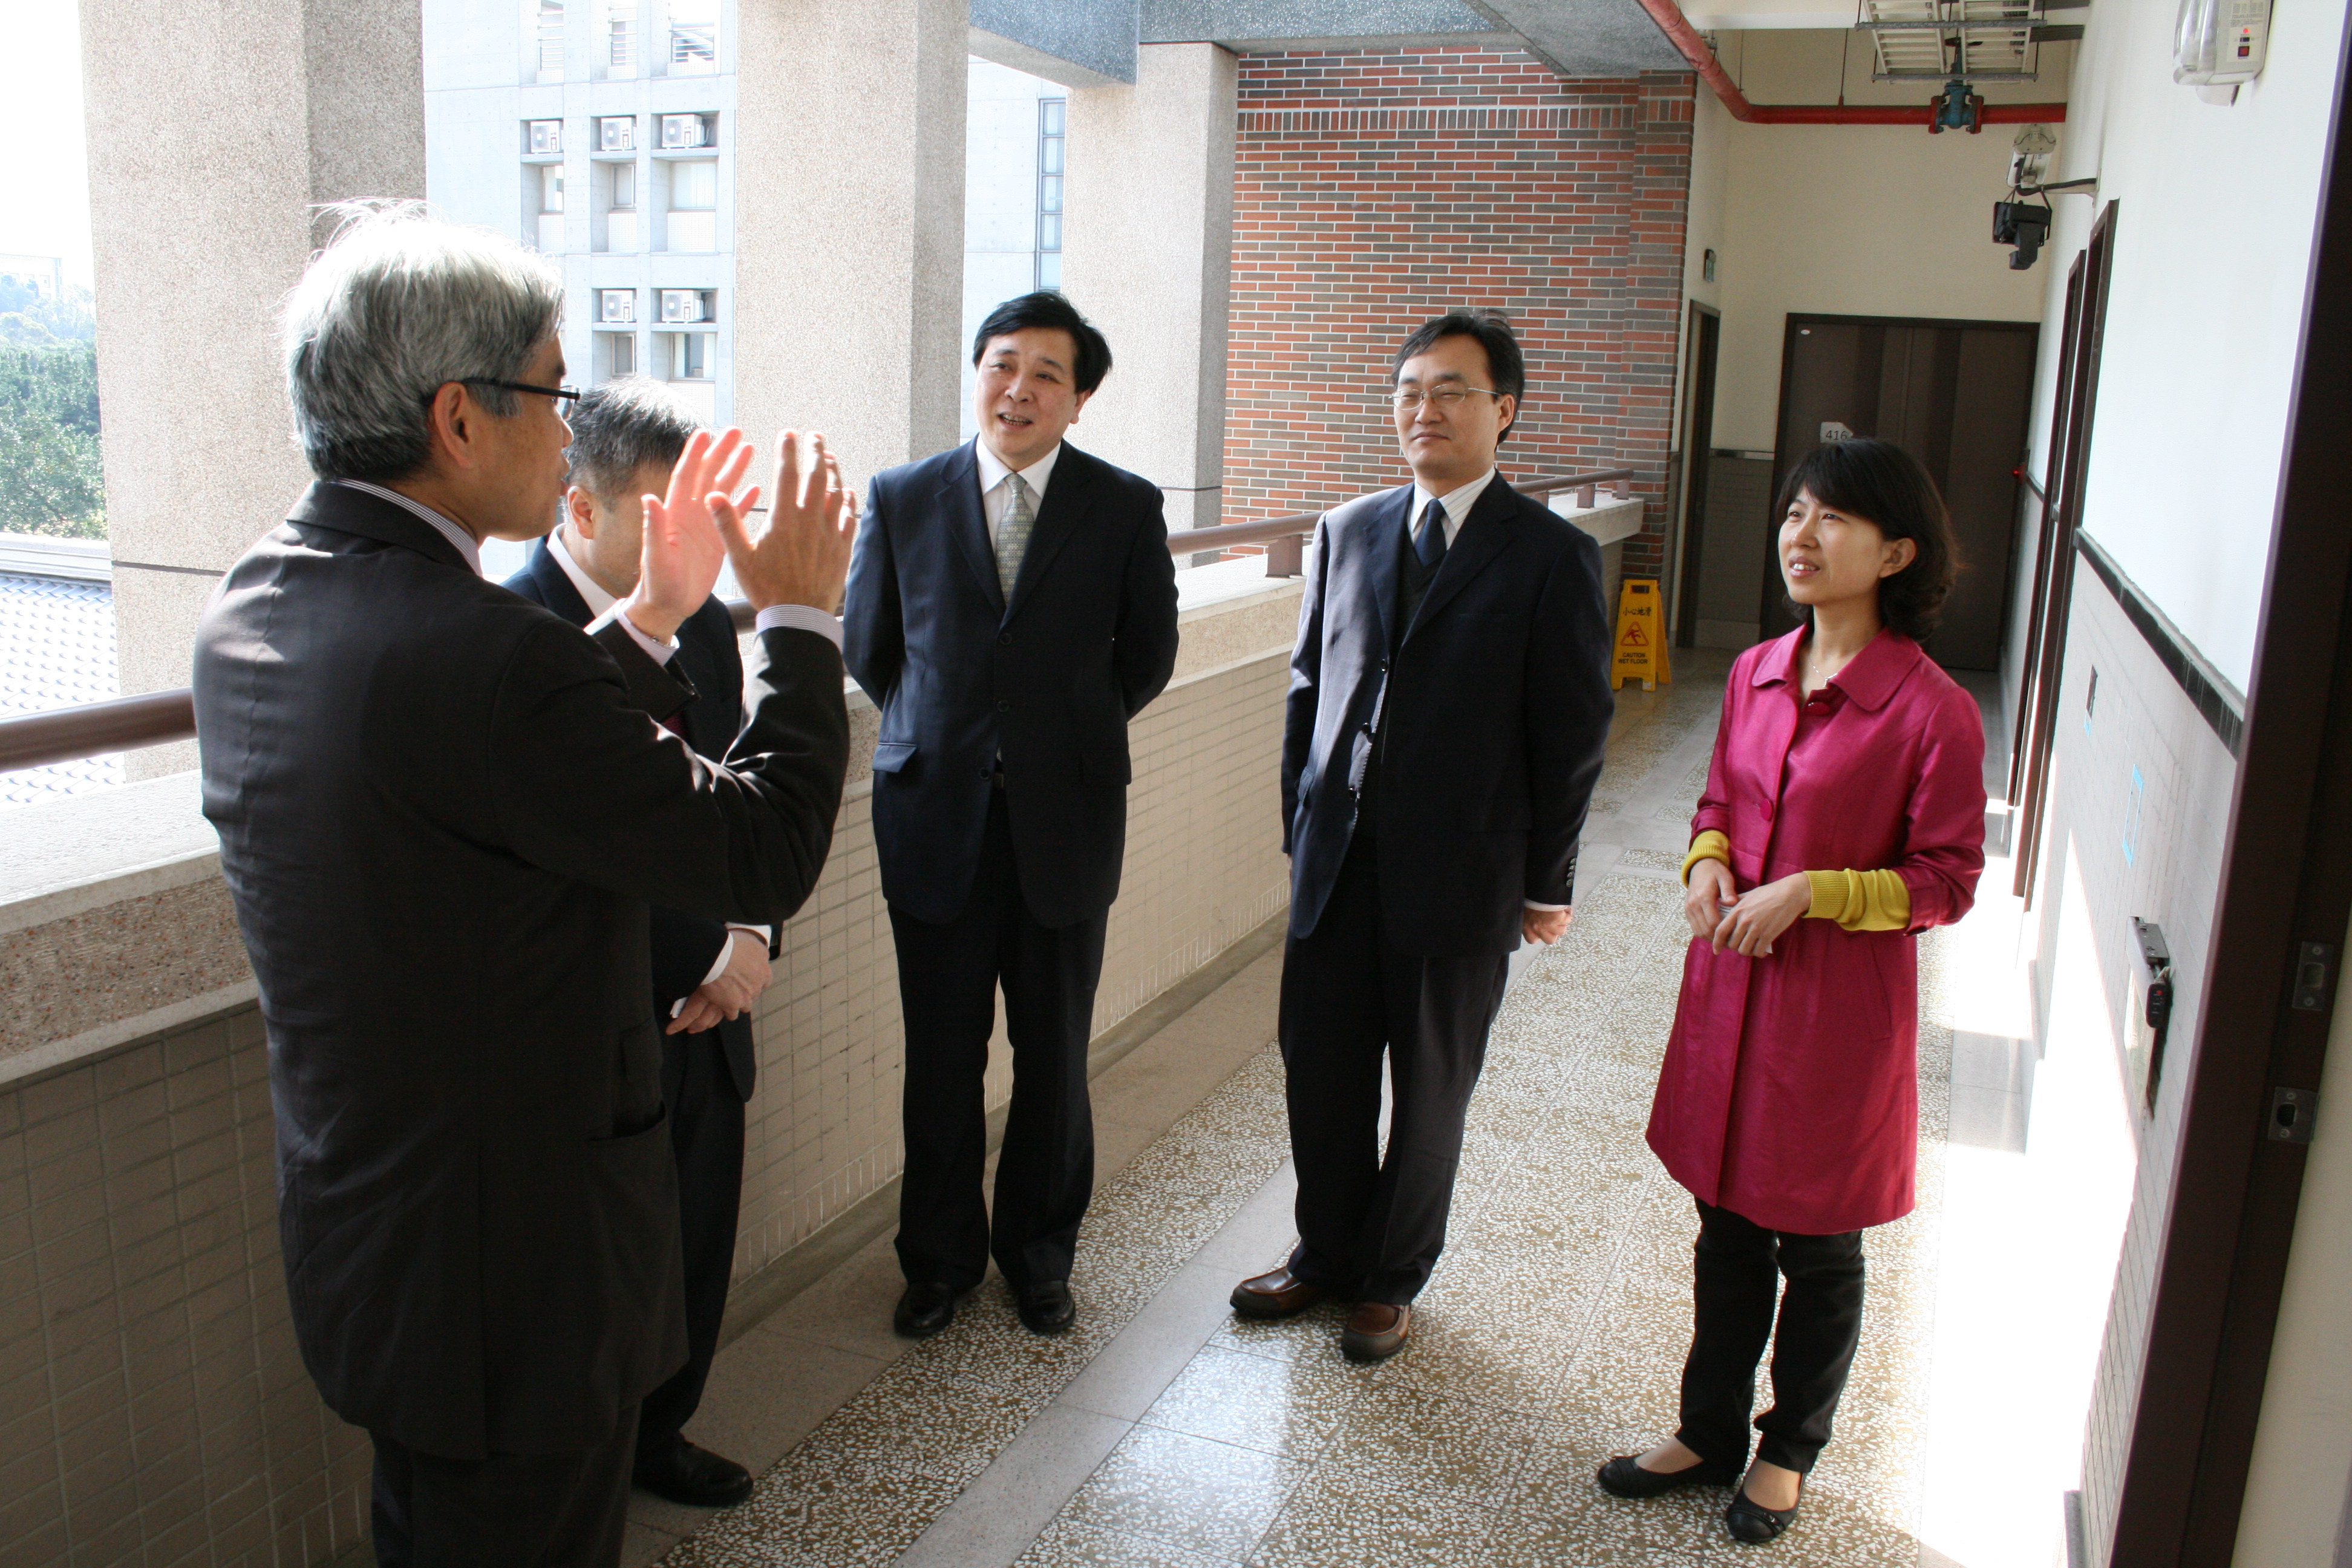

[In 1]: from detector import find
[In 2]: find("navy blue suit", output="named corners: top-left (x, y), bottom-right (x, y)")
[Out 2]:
top-left (844, 439), bottom-right (1178, 1292)
top-left (504, 538), bottom-right (759, 1453)
top-left (1279, 474), bottom-right (1612, 1302)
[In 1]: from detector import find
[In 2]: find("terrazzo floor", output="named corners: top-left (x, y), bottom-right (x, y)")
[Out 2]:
top-left (641, 650), bottom-right (1995, 1567)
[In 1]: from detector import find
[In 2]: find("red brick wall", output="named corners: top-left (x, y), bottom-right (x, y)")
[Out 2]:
top-left (1224, 51), bottom-right (1694, 581)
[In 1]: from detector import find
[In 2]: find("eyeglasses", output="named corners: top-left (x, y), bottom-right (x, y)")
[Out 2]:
top-left (426, 379), bottom-right (582, 407)
top-left (1390, 385), bottom-right (1502, 411)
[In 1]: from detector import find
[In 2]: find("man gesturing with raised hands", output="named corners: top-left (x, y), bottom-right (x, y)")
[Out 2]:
top-left (194, 206), bottom-right (854, 1568)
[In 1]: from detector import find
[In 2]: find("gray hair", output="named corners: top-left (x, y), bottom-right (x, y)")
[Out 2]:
top-left (566, 377), bottom-right (701, 500)
top-left (282, 201), bottom-right (564, 483)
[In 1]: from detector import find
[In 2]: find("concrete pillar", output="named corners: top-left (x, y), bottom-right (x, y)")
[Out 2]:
top-left (1060, 42), bottom-right (1238, 535)
top-left (80, 0), bottom-right (425, 778)
top-left (733, 0), bottom-right (966, 492)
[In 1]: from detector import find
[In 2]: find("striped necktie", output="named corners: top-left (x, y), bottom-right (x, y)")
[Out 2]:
top-left (996, 472), bottom-right (1034, 598)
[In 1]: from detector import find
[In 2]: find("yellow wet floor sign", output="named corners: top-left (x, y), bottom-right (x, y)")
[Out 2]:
top-left (1611, 578), bottom-right (1670, 691)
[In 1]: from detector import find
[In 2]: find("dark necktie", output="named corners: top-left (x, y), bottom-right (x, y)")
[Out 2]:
top-left (1416, 498), bottom-right (1449, 569)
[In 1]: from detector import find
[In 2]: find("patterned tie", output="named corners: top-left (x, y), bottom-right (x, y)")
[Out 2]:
top-left (1416, 497), bottom-right (1449, 569)
top-left (996, 472), bottom-right (1034, 598)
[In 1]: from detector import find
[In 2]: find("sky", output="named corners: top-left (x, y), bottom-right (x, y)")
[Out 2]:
top-left (0, 0), bottom-right (94, 289)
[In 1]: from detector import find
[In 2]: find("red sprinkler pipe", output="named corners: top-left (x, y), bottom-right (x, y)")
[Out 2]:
top-left (1633, 0), bottom-right (2068, 125)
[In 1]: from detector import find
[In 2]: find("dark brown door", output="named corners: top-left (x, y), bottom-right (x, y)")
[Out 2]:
top-left (1761, 316), bottom-right (2041, 670)
top-left (1673, 304), bottom-right (1722, 648)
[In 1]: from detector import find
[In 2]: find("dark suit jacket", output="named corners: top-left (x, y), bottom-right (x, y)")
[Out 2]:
top-left (505, 537), bottom-right (759, 1100)
top-left (1284, 475), bottom-right (1614, 955)
top-left (194, 482), bottom-right (849, 1460)
top-left (842, 440), bottom-right (1180, 927)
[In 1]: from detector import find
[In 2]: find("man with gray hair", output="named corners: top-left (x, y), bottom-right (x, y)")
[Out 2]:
top-left (194, 204), bottom-right (855, 1564)
top-left (505, 378), bottom-right (769, 1509)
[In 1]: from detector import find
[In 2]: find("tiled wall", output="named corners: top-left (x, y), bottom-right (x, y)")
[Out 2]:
top-left (2023, 564), bottom-right (2240, 1565)
top-left (1, 634), bottom-right (1298, 1565)
top-left (1223, 50), bottom-right (1694, 581)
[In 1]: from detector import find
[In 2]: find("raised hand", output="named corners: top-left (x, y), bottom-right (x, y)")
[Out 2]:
top-left (711, 431), bottom-right (857, 614)
top-left (623, 428), bottom-right (761, 642)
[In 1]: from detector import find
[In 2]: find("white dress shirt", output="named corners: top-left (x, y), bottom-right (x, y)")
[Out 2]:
top-left (547, 525), bottom-right (773, 990)
top-left (1399, 468), bottom-right (1566, 918)
top-left (975, 438), bottom-right (1062, 543)
top-left (1408, 466), bottom-right (1498, 551)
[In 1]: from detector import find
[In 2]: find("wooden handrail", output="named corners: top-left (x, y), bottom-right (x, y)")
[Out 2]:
top-left (2, 466), bottom-right (1642, 772)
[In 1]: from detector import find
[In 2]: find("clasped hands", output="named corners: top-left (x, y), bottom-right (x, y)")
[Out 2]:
top-left (1685, 858), bottom-right (1810, 957)
top-left (617, 426), bottom-right (860, 645)
top-left (668, 929), bottom-right (773, 1036)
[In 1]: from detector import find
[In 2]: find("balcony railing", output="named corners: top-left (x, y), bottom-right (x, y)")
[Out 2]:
top-left (0, 469), bottom-right (1637, 774)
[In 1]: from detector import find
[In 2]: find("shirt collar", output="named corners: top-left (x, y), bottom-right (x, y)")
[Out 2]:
top-left (1411, 468), bottom-right (1499, 541)
top-left (975, 437), bottom-right (1061, 500)
top-left (330, 480), bottom-right (483, 577)
top-left (547, 524), bottom-right (619, 616)
top-left (1753, 623), bottom-right (1920, 711)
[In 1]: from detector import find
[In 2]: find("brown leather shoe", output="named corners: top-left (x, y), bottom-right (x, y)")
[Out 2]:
top-left (1341, 1301), bottom-right (1411, 1361)
top-left (1230, 1266), bottom-right (1329, 1318)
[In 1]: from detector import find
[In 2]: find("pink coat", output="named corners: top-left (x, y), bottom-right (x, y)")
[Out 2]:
top-left (1647, 629), bottom-right (1986, 1235)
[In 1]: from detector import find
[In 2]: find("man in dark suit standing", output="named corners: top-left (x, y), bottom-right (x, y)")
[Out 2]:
top-left (504, 378), bottom-right (771, 1511)
top-left (1229, 311), bottom-right (1613, 1361)
top-left (194, 207), bottom-right (855, 1566)
top-left (844, 293), bottom-right (1179, 1339)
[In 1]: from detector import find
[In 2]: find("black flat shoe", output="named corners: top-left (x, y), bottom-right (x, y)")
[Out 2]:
top-left (632, 1436), bottom-right (754, 1508)
top-left (1725, 1486), bottom-right (1802, 1543)
top-left (1595, 1453), bottom-right (1739, 1498)
top-left (893, 1279), bottom-right (960, 1338)
top-left (1017, 1279), bottom-right (1075, 1334)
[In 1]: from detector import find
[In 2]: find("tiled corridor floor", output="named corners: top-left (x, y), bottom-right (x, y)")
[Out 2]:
top-left (633, 651), bottom-right (2053, 1568)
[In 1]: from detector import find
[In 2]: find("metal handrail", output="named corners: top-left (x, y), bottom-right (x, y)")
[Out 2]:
top-left (0, 466), bottom-right (1640, 773)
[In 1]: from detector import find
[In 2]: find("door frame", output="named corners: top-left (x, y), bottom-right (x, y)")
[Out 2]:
top-left (2109, 15), bottom-right (2352, 1559)
top-left (1672, 301), bottom-right (1722, 648)
top-left (1763, 312), bottom-right (2043, 653)
top-left (2008, 255), bottom-right (2090, 805)
top-left (2013, 207), bottom-right (2119, 904)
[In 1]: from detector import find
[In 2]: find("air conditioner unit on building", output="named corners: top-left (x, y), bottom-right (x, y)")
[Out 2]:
top-left (528, 120), bottom-right (563, 155)
top-left (599, 290), bottom-right (636, 324)
top-left (660, 114), bottom-right (709, 149)
top-left (598, 117), bottom-right (634, 152)
top-left (659, 290), bottom-right (705, 324)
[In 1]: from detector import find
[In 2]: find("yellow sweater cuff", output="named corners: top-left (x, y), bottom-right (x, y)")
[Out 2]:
top-left (1804, 869), bottom-right (1912, 932)
top-left (1681, 830), bottom-right (1731, 885)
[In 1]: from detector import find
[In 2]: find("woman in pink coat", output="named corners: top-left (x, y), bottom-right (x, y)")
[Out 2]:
top-left (1596, 439), bottom-right (1985, 1544)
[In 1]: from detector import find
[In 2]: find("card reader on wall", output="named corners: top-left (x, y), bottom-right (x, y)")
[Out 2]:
top-left (2127, 919), bottom-right (2174, 1114)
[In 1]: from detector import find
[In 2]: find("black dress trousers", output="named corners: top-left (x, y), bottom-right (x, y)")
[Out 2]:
top-left (890, 788), bottom-right (1108, 1293)
top-left (1675, 1198), bottom-right (1867, 1475)
top-left (1279, 831), bottom-right (1510, 1305)
top-left (636, 1030), bottom-right (746, 1449)
top-left (369, 1404), bottom-right (637, 1568)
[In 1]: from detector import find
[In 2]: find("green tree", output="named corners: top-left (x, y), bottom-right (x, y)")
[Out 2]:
top-left (0, 335), bottom-right (106, 539)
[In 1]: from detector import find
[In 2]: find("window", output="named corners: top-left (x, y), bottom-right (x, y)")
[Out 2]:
top-left (668, 0), bottom-right (716, 73)
top-left (671, 333), bottom-right (712, 379)
top-left (538, 164), bottom-right (565, 214)
top-left (599, 332), bottom-right (636, 379)
top-left (607, 2), bottom-right (636, 71)
top-left (536, 0), bottom-right (566, 81)
top-left (610, 162), bottom-right (635, 209)
top-left (1037, 99), bottom-right (1065, 290)
top-left (669, 160), bottom-right (716, 210)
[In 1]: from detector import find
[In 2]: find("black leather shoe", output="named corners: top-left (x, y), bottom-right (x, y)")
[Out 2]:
top-left (1596, 1452), bottom-right (1739, 1498)
top-left (632, 1436), bottom-right (754, 1508)
top-left (893, 1279), bottom-right (959, 1338)
top-left (1016, 1279), bottom-right (1075, 1334)
top-left (1725, 1484), bottom-right (1802, 1543)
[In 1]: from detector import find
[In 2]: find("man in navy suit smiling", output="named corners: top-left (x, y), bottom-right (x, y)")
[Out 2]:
top-left (844, 293), bottom-right (1179, 1339)
top-left (1230, 311), bottom-right (1613, 1362)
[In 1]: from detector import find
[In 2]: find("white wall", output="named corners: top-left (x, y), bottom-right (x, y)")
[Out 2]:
top-left (2019, 0), bottom-right (2347, 693)
top-left (963, 58), bottom-right (1060, 440)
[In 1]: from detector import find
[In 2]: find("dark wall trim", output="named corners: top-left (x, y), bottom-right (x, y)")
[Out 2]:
top-left (2073, 532), bottom-right (2247, 756)
top-left (113, 560), bottom-right (227, 578)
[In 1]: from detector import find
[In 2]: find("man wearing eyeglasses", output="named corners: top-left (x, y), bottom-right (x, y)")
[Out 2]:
top-left (1230, 310), bottom-right (1614, 1361)
top-left (194, 207), bottom-right (854, 1566)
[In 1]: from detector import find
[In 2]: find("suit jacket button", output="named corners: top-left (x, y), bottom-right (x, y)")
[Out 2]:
top-left (999, 632), bottom-right (1013, 646)
top-left (997, 699), bottom-right (1012, 712)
